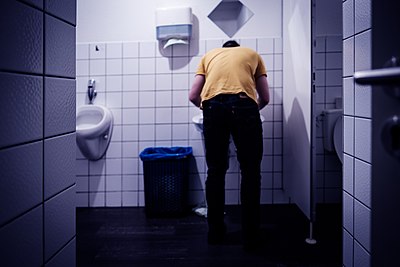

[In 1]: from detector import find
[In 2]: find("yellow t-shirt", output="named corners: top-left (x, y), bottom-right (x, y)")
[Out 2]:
top-left (196, 46), bottom-right (267, 105)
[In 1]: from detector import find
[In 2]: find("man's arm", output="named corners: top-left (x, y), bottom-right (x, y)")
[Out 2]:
top-left (256, 75), bottom-right (270, 110)
top-left (189, 74), bottom-right (205, 108)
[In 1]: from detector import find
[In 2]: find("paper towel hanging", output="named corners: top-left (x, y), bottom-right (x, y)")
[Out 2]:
top-left (156, 7), bottom-right (192, 49)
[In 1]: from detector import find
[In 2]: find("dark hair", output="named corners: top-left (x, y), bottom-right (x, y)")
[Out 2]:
top-left (222, 40), bottom-right (240, 48)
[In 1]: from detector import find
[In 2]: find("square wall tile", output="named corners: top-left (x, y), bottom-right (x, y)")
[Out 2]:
top-left (343, 229), bottom-right (354, 267)
top-left (274, 38), bottom-right (283, 53)
top-left (139, 108), bottom-right (155, 124)
top-left (0, 142), bottom-right (42, 225)
top-left (354, 200), bottom-right (371, 252)
top-left (355, 83), bottom-right (371, 118)
top-left (45, 0), bottom-right (76, 25)
top-left (139, 92), bottom-right (156, 108)
top-left (139, 75), bottom-right (156, 91)
top-left (90, 160), bottom-right (106, 176)
top-left (315, 37), bottom-right (326, 53)
top-left (90, 43), bottom-right (105, 59)
top-left (343, 77), bottom-right (354, 115)
top-left (262, 54), bottom-right (274, 72)
top-left (343, 0), bottom-right (354, 39)
top-left (172, 73), bottom-right (189, 90)
top-left (90, 59), bottom-right (106, 76)
top-left (106, 142), bottom-right (122, 158)
top-left (122, 91), bottom-right (139, 108)
top-left (123, 58), bottom-right (139, 75)
top-left (44, 186), bottom-right (76, 260)
top-left (139, 41), bottom-right (156, 57)
top-left (0, 206), bottom-right (43, 267)
top-left (106, 192), bottom-right (122, 207)
top-left (76, 176), bottom-right (89, 192)
top-left (156, 74), bottom-right (172, 90)
top-left (354, 159), bottom-right (371, 208)
top-left (257, 38), bottom-right (274, 54)
top-left (76, 192), bottom-right (89, 207)
top-left (76, 60), bottom-right (89, 76)
top-left (156, 57), bottom-right (172, 73)
top-left (354, 118), bottom-right (371, 162)
top-left (139, 58), bottom-right (156, 74)
top-left (44, 134), bottom-right (76, 200)
top-left (343, 154), bottom-right (354, 194)
top-left (0, 73), bottom-right (43, 148)
top-left (354, 240), bottom-right (371, 267)
top-left (355, 0), bottom-right (371, 33)
top-left (343, 37), bottom-right (354, 77)
top-left (23, 0), bottom-right (43, 9)
top-left (123, 75), bottom-right (139, 91)
top-left (122, 108), bottom-right (138, 124)
top-left (45, 15), bottom-right (75, 77)
top-left (172, 57), bottom-right (190, 73)
top-left (106, 43), bottom-right (122, 58)
top-left (343, 116), bottom-right (354, 155)
top-left (343, 191), bottom-right (354, 234)
top-left (326, 52), bottom-right (343, 69)
top-left (45, 239), bottom-right (76, 267)
top-left (106, 59), bottom-right (122, 75)
top-left (240, 38), bottom-right (257, 50)
top-left (90, 192), bottom-right (105, 207)
top-left (0, 1), bottom-right (43, 74)
top-left (76, 159), bottom-right (89, 176)
top-left (123, 42), bottom-right (139, 58)
top-left (122, 191), bottom-right (139, 206)
top-left (122, 175), bottom-right (139, 191)
top-left (355, 30), bottom-right (371, 72)
top-left (89, 175), bottom-right (105, 192)
top-left (326, 36), bottom-right (343, 52)
top-left (156, 91), bottom-right (172, 107)
top-left (77, 44), bottom-right (89, 60)
top-left (45, 77), bottom-right (76, 137)
top-left (106, 159), bottom-right (122, 175)
top-left (106, 75), bottom-right (122, 92)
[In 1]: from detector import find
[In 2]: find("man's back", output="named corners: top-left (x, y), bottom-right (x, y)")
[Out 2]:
top-left (197, 46), bottom-right (266, 104)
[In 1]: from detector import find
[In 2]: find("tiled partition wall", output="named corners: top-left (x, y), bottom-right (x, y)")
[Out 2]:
top-left (0, 0), bottom-right (76, 266)
top-left (75, 38), bottom-right (285, 207)
top-left (314, 35), bottom-right (343, 203)
top-left (342, 0), bottom-right (372, 266)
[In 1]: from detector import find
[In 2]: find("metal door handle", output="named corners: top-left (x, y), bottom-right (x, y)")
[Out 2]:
top-left (354, 67), bottom-right (400, 85)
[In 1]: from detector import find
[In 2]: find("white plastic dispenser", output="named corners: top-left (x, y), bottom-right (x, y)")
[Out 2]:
top-left (156, 7), bottom-right (193, 49)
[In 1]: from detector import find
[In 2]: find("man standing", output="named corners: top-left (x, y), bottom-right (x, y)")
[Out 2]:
top-left (189, 40), bottom-right (270, 250)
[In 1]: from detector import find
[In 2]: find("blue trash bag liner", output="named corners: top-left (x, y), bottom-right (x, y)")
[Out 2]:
top-left (139, 146), bottom-right (192, 161)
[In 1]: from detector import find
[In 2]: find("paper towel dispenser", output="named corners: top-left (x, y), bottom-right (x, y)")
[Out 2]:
top-left (156, 7), bottom-right (193, 49)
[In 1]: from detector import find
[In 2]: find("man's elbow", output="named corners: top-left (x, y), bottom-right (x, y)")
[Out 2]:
top-left (189, 94), bottom-right (200, 107)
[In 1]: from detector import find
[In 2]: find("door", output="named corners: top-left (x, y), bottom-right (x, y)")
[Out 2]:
top-left (282, 0), bottom-right (312, 219)
top-left (354, 1), bottom-right (400, 265)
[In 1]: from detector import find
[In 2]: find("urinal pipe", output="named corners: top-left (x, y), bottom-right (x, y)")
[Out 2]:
top-left (88, 79), bottom-right (97, 104)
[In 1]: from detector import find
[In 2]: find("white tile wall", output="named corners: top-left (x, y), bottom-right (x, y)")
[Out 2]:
top-left (314, 35), bottom-right (343, 203)
top-left (342, 0), bottom-right (372, 265)
top-left (0, 0), bottom-right (77, 265)
top-left (76, 37), bottom-right (285, 207)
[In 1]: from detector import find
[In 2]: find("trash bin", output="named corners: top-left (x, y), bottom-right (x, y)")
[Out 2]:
top-left (139, 146), bottom-right (192, 217)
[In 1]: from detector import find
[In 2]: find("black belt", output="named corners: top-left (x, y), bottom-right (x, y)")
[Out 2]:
top-left (211, 93), bottom-right (250, 101)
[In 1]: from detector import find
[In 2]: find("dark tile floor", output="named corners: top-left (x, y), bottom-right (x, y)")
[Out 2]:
top-left (77, 204), bottom-right (341, 267)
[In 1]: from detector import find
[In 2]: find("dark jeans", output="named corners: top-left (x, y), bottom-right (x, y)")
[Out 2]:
top-left (202, 93), bottom-right (263, 240)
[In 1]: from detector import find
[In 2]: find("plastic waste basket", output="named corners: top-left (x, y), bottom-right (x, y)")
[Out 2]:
top-left (139, 147), bottom-right (192, 217)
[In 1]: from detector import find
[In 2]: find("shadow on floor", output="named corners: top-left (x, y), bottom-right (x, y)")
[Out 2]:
top-left (77, 204), bottom-right (341, 267)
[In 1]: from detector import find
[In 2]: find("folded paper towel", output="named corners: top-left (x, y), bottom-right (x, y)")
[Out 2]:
top-left (163, 38), bottom-right (188, 49)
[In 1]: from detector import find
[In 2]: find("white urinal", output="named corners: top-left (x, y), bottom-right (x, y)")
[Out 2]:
top-left (76, 105), bottom-right (113, 161)
top-left (323, 109), bottom-right (343, 163)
